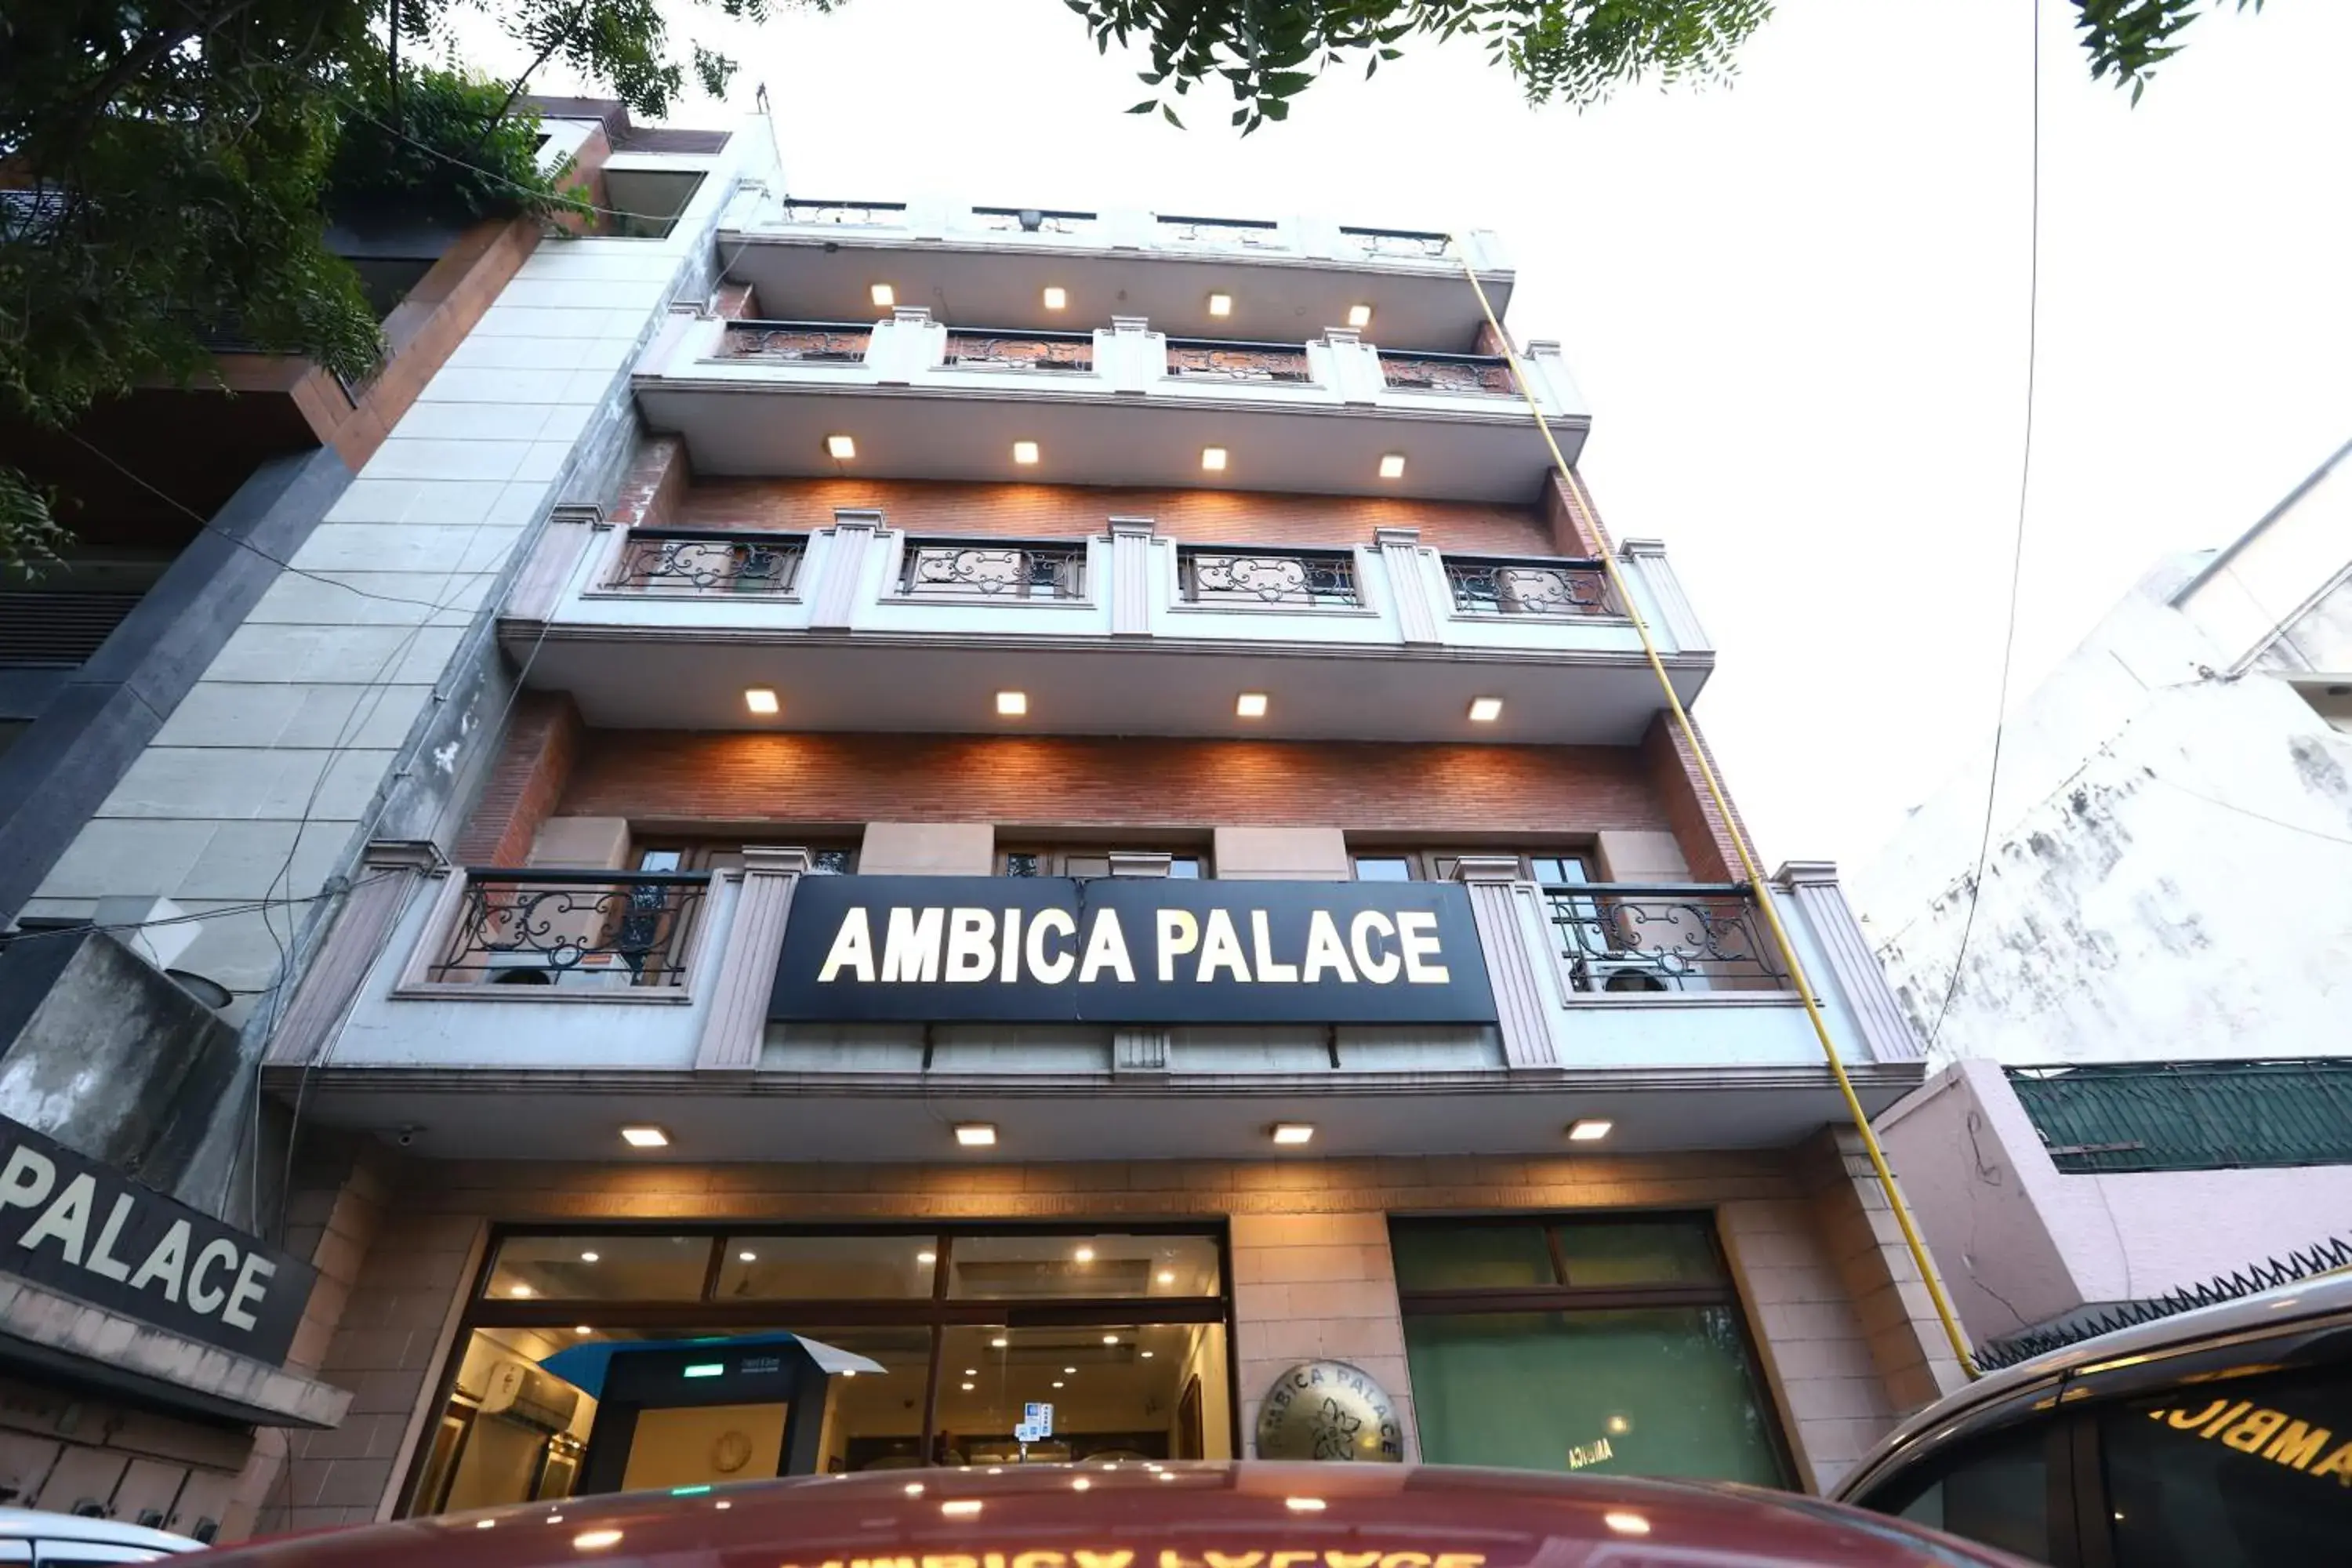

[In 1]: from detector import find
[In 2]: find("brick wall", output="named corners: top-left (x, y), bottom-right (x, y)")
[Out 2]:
top-left (610, 434), bottom-right (691, 532)
top-left (550, 732), bottom-right (1680, 841)
top-left (1641, 713), bottom-right (1751, 884)
top-left (676, 477), bottom-right (1555, 556)
top-left (452, 691), bottom-right (583, 866)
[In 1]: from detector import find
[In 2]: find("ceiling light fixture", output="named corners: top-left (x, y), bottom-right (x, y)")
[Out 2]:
top-left (942, 1501), bottom-right (982, 1519)
top-left (990, 1336), bottom-right (1010, 1348)
top-left (1236, 692), bottom-right (1269, 719)
top-left (1200, 446), bottom-right (1228, 472)
top-left (1157, 1270), bottom-right (1176, 1284)
top-left (1602, 1512), bottom-right (1651, 1537)
top-left (1140, 1350), bottom-right (1155, 1359)
top-left (826, 433), bottom-right (856, 460)
top-left (956, 1123), bottom-right (999, 1146)
top-left (1012, 440), bottom-right (1040, 465)
top-left (1063, 1366), bottom-right (1077, 1374)
top-left (1043, 285), bottom-right (1068, 310)
top-left (1287, 1497), bottom-right (1327, 1513)
top-left (1347, 303), bottom-right (1373, 328)
top-left (1074, 1246), bottom-right (1095, 1263)
top-left (619, 1125), bottom-right (669, 1149)
top-left (508, 1285), bottom-right (533, 1298)
top-left (961, 1381), bottom-right (975, 1391)
top-left (1102, 1334), bottom-right (1120, 1345)
top-left (739, 1250), bottom-right (757, 1263)
top-left (1467, 696), bottom-right (1504, 723)
top-left (1377, 453), bottom-right (1406, 480)
top-left (575, 1324), bottom-right (593, 1335)
top-left (1207, 292), bottom-right (1233, 317)
top-left (1071, 1479), bottom-right (1091, 1493)
top-left (917, 1250), bottom-right (937, 1265)
top-left (1567, 1118), bottom-right (1614, 1142)
top-left (869, 283), bottom-right (895, 308)
top-left (995, 691), bottom-right (1028, 717)
top-left (579, 1251), bottom-right (600, 1263)
top-left (1271, 1123), bottom-right (1315, 1145)
top-left (743, 688), bottom-right (779, 716)
top-left (1053, 1380), bottom-right (1065, 1388)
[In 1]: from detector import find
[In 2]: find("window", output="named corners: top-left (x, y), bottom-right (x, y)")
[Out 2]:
top-left (1393, 1215), bottom-right (1787, 1485)
top-left (1861, 1424), bottom-right (2056, 1565)
top-left (2099, 1367), bottom-right (2352, 1567)
top-left (1000, 848), bottom-right (1207, 879)
top-left (1352, 850), bottom-right (1592, 883)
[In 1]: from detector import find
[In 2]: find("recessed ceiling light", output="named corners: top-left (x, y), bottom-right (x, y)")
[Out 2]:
top-left (826, 433), bottom-right (856, 460)
top-left (869, 283), bottom-right (895, 307)
top-left (574, 1324), bottom-right (593, 1335)
top-left (739, 1250), bottom-right (757, 1262)
top-left (1140, 1350), bottom-right (1155, 1359)
top-left (1347, 303), bottom-right (1373, 328)
top-left (1063, 1366), bottom-right (1077, 1374)
top-left (1207, 292), bottom-right (1232, 317)
top-left (1053, 1379), bottom-right (1065, 1388)
top-left (1102, 1334), bottom-right (1119, 1345)
top-left (1074, 1247), bottom-right (1095, 1263)
top-left (1287, 1497), bottom-right (1327, 1513)
top-left (1156, 1270), bottom-right (1176, 1285)
top-left (990, 1335), bottom-right (1010, 1348)
top-left (996, 691), bottom-right (1028, 717)
top-left (1200, 445), bottom-right (1228, 472)
top-left (579, 1251), bottom-right (600, 1263)
top-left (508, 1284), bottom-right (533, 1298)
top-left (1602, 1512), bottom-right (1650, 1537)
top-left (956, 1122), bottom-right (999, 1146)
top-left (1236, 692), bottom-right (1268, 719)
top-left (917, 1250), bottom-right (937, 1265)
top-left (1468, 696), bottom-right (1503, 723)
top-left (1377, 453), bottom-right (1406, 480)
top-left (1012, 439), bottom-right (1040, 465)
top-left (1272, 1123), bottom-right (1315, 1145)
top-left (1043, 285), bottom-right (1068, 310)
top-left (619, 1125), bottom-right (669, 1148)
top-left (1568, 1118), bottom-right (1614, 1142)
top-left (942, 1501), bottom-right (982, 1518)
top-left (840, 1370), bottom-right (856, 1378)
top-left (960, 1381), bottom-right (975, 1391)
top-left (743, 687), bottom-right (779, 716)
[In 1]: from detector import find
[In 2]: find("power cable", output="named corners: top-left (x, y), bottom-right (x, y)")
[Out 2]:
top-left (1922, 0), bottom-right (2042, 1058)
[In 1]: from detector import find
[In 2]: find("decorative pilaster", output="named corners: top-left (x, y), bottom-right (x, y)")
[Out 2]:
top-left (1453, 856), bottom-right (1556, 1069)
top-left (809, 510), bottom-right (881, 629)
top-left (1373, 526), bottom-right (1441, 646)
top-left (695, 847), bottom-right (811, 1071)
top-left (1775, 862), bottom-right (1923, 1062)
top-left (264, 841), bottom-right (448, 1068)
top-left (1619, 539), bottom-right (1712, 655)
top-left (1109, 516), bottom-right (1156, 637)
top-left (1103, 317), bottom-right (1158, 395)
top-left (1320, 327), bottom-right (1380, 406)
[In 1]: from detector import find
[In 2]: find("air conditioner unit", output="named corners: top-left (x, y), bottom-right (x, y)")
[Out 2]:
top-left (1573, 955), bottom-right (1674, 994)
top-left (483, 951), bottom-right (636, 989)
top-left (481, 1360), bottom-right (582, 1433)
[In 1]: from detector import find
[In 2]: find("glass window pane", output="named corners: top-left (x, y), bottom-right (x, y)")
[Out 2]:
top-left (805, 1327), bottom-right (935, 1473)
top-left (947, 1232), bottom-right (1220, 1299)
top-left (1867, 1425), bottom-right (2053, 1565)
top-left (416, 1327), bottom-right (599, 1515)
top-left (1392, 1222), bottom-right (1555, 1290)
top-left (1553, 1221), bottom-right (1724, 1287)
top-left (1403, 1308), bottom-right (1784, 1485)
top-left (716, 1235), bottom-right (938, 1299)
top-left (2096, 1368), bottom-right (2352, 1568)
top-left (1354, 856), bottom-right (1412, 882)
top-left (1530, 857), bottom-right (1588, 884)
top-left (485, 1235), bottom-right (712, 1301)
top-left (1168, 858), bottom-right (1203, 879)
top-left (932, 1323), bottom-right (1230, 1465)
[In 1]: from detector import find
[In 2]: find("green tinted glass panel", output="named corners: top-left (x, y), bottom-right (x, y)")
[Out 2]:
top-left (1404, 1308), bottom-right (1784, 1485)
top-left (1553, 1221), bottom-right (1722, 1287)
top-left (1391, 1223), bottom-right (1555, 1290)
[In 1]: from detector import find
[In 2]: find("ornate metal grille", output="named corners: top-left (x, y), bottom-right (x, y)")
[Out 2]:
top-left (1339, 226), bottom-right (1454, 260)
top-left (971, 206), bottom-right (1097, 236)
top-left (1543, 884), bottom-right (1788, 993)
top-left (1380, 353), bottom-right (1516, 394)
top-left (1178, 550), bottom-right (1361, 609)
top-left (433, 869), bottom-right (710, 988)
top-left (1165, 341), bottom-right (1312, 383)
top-left (610, 530), bottom-right (804, 594)
top-left (2009, 1061), bottom-right (2352, 1174)
top-left (1156, 214), bottom-right (1284, 249)
top-left (777, 200), bottom-right (906, 227)
top-left (942, 332), bottom-right (1094, 372)
top-left (895, 541), bottom-right (1088, 600)
top-left (1445, 557), bottom-right (1617, 618)
top-left (719, 323), bottom-right (871, 363)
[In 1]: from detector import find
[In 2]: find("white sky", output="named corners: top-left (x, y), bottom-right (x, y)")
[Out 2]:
top-left (481, 0), bottom-right (2352, 869)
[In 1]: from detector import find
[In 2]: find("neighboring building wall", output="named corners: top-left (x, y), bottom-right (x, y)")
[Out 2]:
top-left (1878, 1060), bottom-right (2352, 1345)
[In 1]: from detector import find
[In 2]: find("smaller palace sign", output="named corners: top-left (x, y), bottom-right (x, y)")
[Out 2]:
top-left (769, 877), bottom-right (1498, 1025)
top-left (0, 1112), bottom-right (315, 1363)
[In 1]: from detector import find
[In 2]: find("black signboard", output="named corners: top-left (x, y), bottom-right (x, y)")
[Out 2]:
top-left (0, 1113), bottom-right (316, 1363)
top-left (769, 876), bottom-right (1499, 1025)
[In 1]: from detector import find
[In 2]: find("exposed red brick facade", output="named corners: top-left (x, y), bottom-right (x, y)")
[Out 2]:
top-left (1641, 711), bottom-right (1752, 884)
top-left (453, 692), bottom-right (582, 865)
top-left (609, 435), bottom-right (691, 531)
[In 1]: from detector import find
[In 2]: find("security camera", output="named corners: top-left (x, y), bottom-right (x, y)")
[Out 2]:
top-left (394, 1126), bottom-right (422, 1149)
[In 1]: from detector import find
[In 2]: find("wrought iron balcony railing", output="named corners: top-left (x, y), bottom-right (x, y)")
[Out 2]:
top-left (1178, 549), bottom-right (1362, 609)
top-left (1542, 883), bottom-right (1789, 994)
top-left (719, 321), bottom-right (872, 363)
top-left (776, 198), bottom-right (906, 227)
top-left (1380, 350), bottom-right (1516, 395)
top-left (432, 869), bottom-right (710, 989)
top-left (1156, 213), bottom-right (1285, 249)
top-left (1444, 557), bottom-right (1618, 619)
top-left (895, 540), bottom-right (1089, 600)
top-left (942, 329), bottom-right (1094, 372)
top-left (971, 205), bottom-right (1098, 236)
top-left (609, 529), bottom-right (805, 594)
top-left (1164, 339), bottom-right (1314, 383)
top-left (1340, 225), bottom-right (1455, 260)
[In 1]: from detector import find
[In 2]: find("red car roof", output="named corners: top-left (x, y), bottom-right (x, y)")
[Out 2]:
top-left (206, 1463), bottom-right (2029, 1568)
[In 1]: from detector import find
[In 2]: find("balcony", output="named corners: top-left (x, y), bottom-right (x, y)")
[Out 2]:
top-left (506, 517), bottom-right (1711, 742)
top-left (633, 312), bottom-right (1587, 500)
top-left (267, 855), bottom-right (1922, 1161)
top-left (718, 198), bottom-right (1512, 353)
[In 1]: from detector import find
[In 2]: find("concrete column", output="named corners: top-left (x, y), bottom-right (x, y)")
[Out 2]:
top-left (1776, 862), bottom-right (1924, 1062)
top-left (1620, 539), bottom-right (1712, 655)
top-left (1099, 318), bottom-right (1160, 395)
top-left (1453, 856), bottom-right (1556, 1070)
top-left (869, 306), bottom-right (941, 385)
top-left (1319, 328), bottom-right (1381, 406)
top-left (265, 841), bottom-right (447, 1068)
top-left (1230, 1212), bottom-right (1418, 1461)
top-left (1373, 527), bottom-right (1440, 646)
top-left (1109, 516), bottom-right (1156, 636)
top-left (808, 510), bottom-right (880, 630)
top-left (695, 846), bottom-right (809, 1071)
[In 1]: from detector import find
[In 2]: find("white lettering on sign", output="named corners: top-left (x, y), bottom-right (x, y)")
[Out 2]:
top-left (815, 905), bottom-right (1463, 988)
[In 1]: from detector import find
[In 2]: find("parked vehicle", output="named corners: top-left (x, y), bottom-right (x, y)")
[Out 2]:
top-left (1835, 1271), bottom-right (2352, 1564)
top-left (0, 1507), bottom-right (207, 1565)
top-left (190, 1461), bottom-right (2030, 1568)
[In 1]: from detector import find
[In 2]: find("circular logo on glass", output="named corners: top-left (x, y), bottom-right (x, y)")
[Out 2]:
top-left (1255, 1360), bottom-right (1404, 1462)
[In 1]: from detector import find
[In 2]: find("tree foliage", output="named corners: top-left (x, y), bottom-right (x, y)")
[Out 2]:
top-left (2074, 0), bottom-right (2263, 102)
